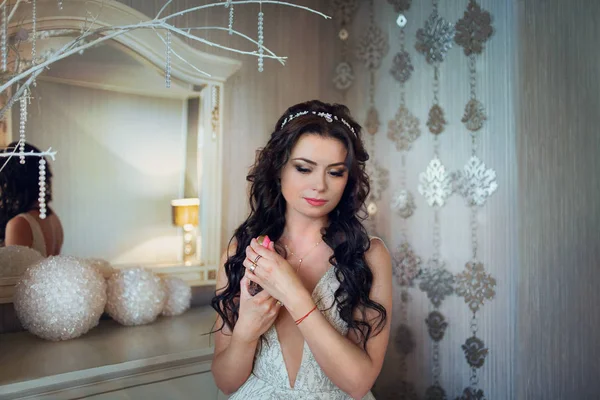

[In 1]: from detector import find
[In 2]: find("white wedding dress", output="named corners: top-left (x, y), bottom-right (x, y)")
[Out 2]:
top-left (229, 265), bottom-right (376, 400)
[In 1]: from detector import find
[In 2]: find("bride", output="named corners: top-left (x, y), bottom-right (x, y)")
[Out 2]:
top-left (211, 100), bottom-right (392, 399)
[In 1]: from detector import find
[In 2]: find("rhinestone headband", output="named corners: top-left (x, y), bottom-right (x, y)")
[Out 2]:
top-left (280, 111), bottom-right (357, 136)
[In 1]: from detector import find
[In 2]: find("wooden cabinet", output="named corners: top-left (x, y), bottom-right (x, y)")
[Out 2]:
top-left (0, 307), bottom-right (226, 400)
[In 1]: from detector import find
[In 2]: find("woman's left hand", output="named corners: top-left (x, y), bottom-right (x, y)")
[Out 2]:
top-left (243, 238), bottom-right (309, 309)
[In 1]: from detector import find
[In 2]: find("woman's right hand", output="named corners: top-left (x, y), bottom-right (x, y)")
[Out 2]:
top-left (232, 275), bottom-right (281, 344)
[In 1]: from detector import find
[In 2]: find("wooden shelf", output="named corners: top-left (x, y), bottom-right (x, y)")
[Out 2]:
top-left (0, 306), bottom-right (217, 399)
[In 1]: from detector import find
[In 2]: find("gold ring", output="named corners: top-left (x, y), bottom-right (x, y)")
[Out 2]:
top-left (254, 254), bottom-right (262, 264)
top-left (276, 300), bottom-right (282, 306)
top-left (249, 263), bottom-right (256, 273)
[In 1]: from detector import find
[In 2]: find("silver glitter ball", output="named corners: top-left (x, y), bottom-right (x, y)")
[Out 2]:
top-left (0, 245), bottom-right (44, 277)
top-left (14, 256), bottom-right (107, 341)
top-left (106, 267), bottom-right (167, 326)
top-left (83, 257), bottom-right (114, 279)
top-left (161, 276), bottom-right (192, 317)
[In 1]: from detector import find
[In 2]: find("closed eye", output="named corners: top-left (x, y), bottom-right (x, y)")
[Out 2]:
top-left (329, 170), bottom-right (346, 177)
top-left (295, 166), bottom-right (311, 174)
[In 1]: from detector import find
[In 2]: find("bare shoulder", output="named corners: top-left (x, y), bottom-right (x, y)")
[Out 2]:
top-left (5, 216), bottom-right (33, 247)
top-left (365, 237), bottom-right (391, 274)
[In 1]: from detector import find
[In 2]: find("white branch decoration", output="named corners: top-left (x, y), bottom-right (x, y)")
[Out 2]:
top-left (0, 0), bottom-right (330, 118)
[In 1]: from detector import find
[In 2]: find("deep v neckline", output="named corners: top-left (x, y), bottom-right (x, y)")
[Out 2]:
top-left (274, 264), bottom-right (334, 389)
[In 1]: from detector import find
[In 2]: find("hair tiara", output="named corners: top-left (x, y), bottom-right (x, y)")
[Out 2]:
top-left (280, 111), bottom-right (356, 136)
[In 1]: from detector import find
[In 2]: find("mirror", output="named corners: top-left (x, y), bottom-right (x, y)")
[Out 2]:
top-left (11, 42), bottom-right (204, 267)
top-left (0, 2), bottom-right (241, 288)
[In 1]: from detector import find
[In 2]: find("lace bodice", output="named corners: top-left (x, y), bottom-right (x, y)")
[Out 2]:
top-left (229, 265), bottom-right (375, 400)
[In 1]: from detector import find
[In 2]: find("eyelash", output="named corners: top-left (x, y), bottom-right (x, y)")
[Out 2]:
top-left (294, 166), bottom-right (345, 177)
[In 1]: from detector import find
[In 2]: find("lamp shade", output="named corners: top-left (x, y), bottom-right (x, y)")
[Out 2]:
top-left (171, 198), bottom-right (199, 227)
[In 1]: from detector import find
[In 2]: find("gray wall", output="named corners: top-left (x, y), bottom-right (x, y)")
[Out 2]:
top-left (516, 0), bottom-right (600, 398)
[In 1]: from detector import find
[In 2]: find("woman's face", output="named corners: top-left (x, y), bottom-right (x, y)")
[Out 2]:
top-left (280, 133), bottom-right (349, 219)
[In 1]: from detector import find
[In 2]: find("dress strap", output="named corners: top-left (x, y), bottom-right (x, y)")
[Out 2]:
top-left (16, 213), bottom-right (47, 257)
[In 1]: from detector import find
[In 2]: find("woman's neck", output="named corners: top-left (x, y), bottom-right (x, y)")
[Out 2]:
top-left (282, 210), bottom-right (327, 246)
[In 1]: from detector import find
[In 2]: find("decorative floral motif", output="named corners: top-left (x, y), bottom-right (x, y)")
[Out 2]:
top-left (425, 383), bottom-right (447, 400)
top-left (395, 323), bottom-right (416, 355)
top-left (419, 261), bottom-right (454, 308)
top-left (356, 24), bottom-right (389, 71)
top-left (333, 61), bottom-right (355, 90)
top-left (455, 387), bottom-right (486, 400)
top-left (387, 0), bottom-right (412, 13)
top-left (461, 336), bottom-right (488, 368)
top-left (462, 98), bottom-right (487, 131)
top-left (366, 159), bottom-right (389, 202)
top-left (391, 51), bottom-right (414, 84)
top-left (391, 188), bottom-right (417, 219)
top-left (388, 105), bottom-right (420, 151)
top-left (331, 0), bottom-right (359, 28)
top-left (415, 11), bottom-right (455, 65)
top-left (455, 261), bottom-right (496, 313)
top-left (365, 106), bottom-right (380, 135)
top-left (392, 241), bottom-right (421, 286)
top-left (427, 104), bottom-right (447, 135)
top-left (425, 310), bottom-right (448, 342)
top-left (455, 156), bottom-right (498, 207)
top-left (418, 157), bottom-right (453, 208)
top-left (455, 0), bottom-right (493, 56)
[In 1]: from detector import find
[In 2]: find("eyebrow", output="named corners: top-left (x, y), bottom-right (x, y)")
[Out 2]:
top-left (291, 158), bottom-right (346, 168)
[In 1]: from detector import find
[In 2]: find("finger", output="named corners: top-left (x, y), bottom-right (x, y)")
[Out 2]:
top-left (250, 239), bottom-right (274, 260)
top-left (245, 244), bottom-right (258, 261)
top-left (243, 257), bottom-right (263, 278)
top-left (239, 276), bottom-right (250, 299)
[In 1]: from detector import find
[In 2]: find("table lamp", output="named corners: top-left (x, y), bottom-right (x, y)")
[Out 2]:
top-left (171, 198), bottom-right (199, 266)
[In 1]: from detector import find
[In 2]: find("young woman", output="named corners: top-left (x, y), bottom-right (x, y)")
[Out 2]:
top-left (211, 100), bottom-right (392, 399)
top-left (0, 142), bottom-right (63, 256)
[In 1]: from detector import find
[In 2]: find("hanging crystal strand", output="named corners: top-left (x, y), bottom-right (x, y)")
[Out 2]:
top-left (469, 55), bottom-right (477, 102)
top-left (210, 85), bottom-right (220, 141)
top-left (432, 67), bottom-right (441, 156)
top-left (19, 90), bottom-right (29, 164)
top-left (165, 30), bottom-right (171, 88)
top-left (257, 3), bottom-right (264, 72)
top-left (2, 3), bottom-right (7, 72)
top-left (228, 2), bottom-right (234, 35)
top-left (32, 0), bottom-right (38, 86)
top-left (58, 0), bottom-right (63, 10)
top-left (38, 158), bottom-right (47, 219)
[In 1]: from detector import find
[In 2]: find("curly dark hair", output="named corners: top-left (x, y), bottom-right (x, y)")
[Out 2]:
top-left (211, 100), bottom-right (386, 349)
top-left (0, 142), bottom-right (53, 241)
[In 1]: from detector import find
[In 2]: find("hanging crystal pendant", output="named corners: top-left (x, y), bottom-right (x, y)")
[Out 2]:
top-left (165, 30), bottom-right (171, 88)
top-left (39, 158), bottom-right (47, 219)
top-left (19, 94), bottom-right (28, 164)
top-left (58, 0), bottom-right (63, 10)
top-left (228, 2), bottom-right (234, 35)
top-left (258, 10), bottom-right (264, 72)
top-left (32, 0), bottom-right (37, 61)
top-left (2, 3), bottom-right (7, 72)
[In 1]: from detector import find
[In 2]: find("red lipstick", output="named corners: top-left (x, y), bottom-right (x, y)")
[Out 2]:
top-left (304, 197), bottom-right (328, 206)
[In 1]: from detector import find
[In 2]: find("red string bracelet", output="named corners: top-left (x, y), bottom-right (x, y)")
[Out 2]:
top-left (295, 305), bottom-right (318, 325)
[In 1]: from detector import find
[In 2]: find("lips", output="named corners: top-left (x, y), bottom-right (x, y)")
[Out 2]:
top-left (304, 197), bottom-right (328, 206)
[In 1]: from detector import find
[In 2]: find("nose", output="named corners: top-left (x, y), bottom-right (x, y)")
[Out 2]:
top-left (312, 171), bottom-right (327, 192)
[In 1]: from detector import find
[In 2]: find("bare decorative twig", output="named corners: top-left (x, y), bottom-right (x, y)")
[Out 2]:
top-left (0, 0), bottom-right (329, 176)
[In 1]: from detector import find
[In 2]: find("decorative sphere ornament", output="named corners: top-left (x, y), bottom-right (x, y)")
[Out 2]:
top-left (0, 245), bottom-right (43, 277)
top-left (13, 256), bottom-right (107, 341)
top-left (161, 277), bottom-right (192, 317)
top-left (106, 267), bottom-right (167, 326)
